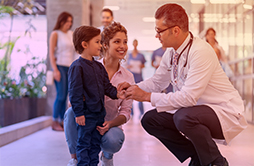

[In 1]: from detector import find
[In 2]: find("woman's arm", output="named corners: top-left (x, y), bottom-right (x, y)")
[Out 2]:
top-left (49, 31), bottom-right (61, 82)
top-left (107, 115), bottom-right (127, 127)
top-left (97, 70), bottom-right (134, 135)
top-left (97, 115), bottom-right (127, 135)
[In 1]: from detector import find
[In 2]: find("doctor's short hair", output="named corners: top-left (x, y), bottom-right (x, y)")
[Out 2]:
top-left (155, 3), bottom-right (189, 32)
top-left (73, 26), bottom-right (101, 54)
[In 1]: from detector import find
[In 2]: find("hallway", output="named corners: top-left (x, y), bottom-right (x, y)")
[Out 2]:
top-left (0, 102), bottom-right (254, 166)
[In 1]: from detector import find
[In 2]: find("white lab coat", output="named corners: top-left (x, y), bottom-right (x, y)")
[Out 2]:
top-left (138, 34), bottom-right (247, 144)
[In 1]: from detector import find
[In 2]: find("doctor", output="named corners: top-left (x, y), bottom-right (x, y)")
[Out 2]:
top-left (118, 3), bottom-right (247, 166)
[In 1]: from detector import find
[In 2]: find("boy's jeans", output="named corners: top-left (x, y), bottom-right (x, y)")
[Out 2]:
top-left (64, 107), bottom-right (125, 160)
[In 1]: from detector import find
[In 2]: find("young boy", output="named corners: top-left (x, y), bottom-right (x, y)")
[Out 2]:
top-left (68, 25), bottom-right (124, 166)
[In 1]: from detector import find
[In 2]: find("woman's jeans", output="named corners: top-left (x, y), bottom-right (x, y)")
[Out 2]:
top-left (53, 65), bottom-right (69, 121)
top-left (64, 107), bottom-right (125, 159)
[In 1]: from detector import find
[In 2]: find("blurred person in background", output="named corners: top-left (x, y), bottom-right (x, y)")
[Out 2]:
top-left (151, 46), bottom-right (173, 93)
top-left (98, 8), bottom-right (114, 32)
top-left (49, 11), bottom-right (75, 131)
top-left (127, 39), bottom-right (146, 118)
top-left (94, 8), bottom-right (114, 61)
top-left (205, 28), bottom-right (234, 79)
top-left (151, 46), bottom-right (166, 69)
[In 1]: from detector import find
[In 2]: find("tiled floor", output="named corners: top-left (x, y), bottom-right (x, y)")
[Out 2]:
top-left (0, 101), bottom-right (254, 166)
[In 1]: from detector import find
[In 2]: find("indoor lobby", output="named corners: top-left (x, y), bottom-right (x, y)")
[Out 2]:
top-left (0, 0), bottom-right (254, 166)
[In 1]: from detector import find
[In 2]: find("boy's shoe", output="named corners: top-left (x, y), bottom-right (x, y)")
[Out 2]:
top-left (67, 158), bottom-right (78, 166)
top-left (100, 153), bottom-right (113, 166)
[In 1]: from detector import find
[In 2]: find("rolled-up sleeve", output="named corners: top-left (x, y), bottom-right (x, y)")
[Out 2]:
top-left (118, 73), bottom-right (135, 122)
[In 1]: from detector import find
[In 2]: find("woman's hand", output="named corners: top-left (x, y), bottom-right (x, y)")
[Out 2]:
top-left (53, 70), bottom-right (61, 82)
top-left (76, 115), bottom-right (85, 126)
top-left (97, 121), bottom-right (111, 135)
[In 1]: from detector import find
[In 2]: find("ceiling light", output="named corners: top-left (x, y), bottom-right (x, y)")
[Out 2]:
top-left (142, 17), bottom-right (155, 22)
top-left (243, 4), bottom-right (252, 9)
top-left (190, 0), bottom-right (206, 4)
top-left (103, 6), bottom-right (120, 11)
top-left (210, 0), bottom-right (244, 4)
top-left (243, 0), bottom-right (253, 9)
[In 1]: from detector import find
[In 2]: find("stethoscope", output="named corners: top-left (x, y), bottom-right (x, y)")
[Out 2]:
top-left (169, 32), bottom-right (194, 68)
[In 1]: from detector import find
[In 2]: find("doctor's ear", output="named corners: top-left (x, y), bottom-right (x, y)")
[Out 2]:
top-left (173, 26), bottom-right (181, 36)
top-left (81, 41), bottom-right (88, 49)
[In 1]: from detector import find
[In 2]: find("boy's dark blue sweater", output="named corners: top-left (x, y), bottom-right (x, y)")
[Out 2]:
top-left (68, 57), bottom-right (118, 117)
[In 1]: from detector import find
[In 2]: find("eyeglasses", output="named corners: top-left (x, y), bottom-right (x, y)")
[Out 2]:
top-left (155, 25), bottom-right (176, 36)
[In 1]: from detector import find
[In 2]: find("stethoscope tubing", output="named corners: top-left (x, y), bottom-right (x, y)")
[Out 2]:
top-left (170, 32), bottom-right (193, 68)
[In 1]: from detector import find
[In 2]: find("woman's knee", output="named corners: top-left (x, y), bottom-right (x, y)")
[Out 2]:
top-left (101, 127), bottom-right (124, 153)
top-left (64, 107), bottom-right (78, 143)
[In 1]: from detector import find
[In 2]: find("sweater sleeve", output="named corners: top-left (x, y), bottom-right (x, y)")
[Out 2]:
top-left (68, 64), bottom-right (84, 117)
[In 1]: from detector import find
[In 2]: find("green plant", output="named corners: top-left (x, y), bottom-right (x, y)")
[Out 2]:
top-left (0, 37), bottom-right (20, 72)
top-left (0, 57), bottom-right (46, 99)
top-left (0, 2), bottom-right (46, 99)
top-left (19, 56), bottom-right (46, 98)
top-left (0, 5), bottom-right (15, 74)
top-left (0, 71), bottom-right (21, 98)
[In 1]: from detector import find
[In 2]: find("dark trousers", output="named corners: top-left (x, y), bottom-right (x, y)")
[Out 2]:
top-left (77, 115), bottom-right (104, 166)
top-left (141, 105), bottom-right (224, 166)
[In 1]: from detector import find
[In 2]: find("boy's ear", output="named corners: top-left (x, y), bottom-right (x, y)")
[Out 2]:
top-left (81, 41), bottom-right (88, 49)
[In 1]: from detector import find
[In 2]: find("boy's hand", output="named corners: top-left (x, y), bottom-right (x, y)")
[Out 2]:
top-left (117, 90), bottom-right (126, 99)
top-left (76, 115), bottom-right (85, 126)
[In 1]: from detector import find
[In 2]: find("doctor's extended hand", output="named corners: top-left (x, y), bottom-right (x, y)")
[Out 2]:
top-left (118, 82), bottom-right (151, 102)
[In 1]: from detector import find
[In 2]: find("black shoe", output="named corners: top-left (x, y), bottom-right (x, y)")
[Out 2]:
top-left (210, 157), bottom-right (228, 166)
top-left (189, 157), bottom-right (201, 166)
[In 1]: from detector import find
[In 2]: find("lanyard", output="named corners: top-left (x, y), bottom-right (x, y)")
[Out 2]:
top-left (170, 32), bottom-right (193, 67)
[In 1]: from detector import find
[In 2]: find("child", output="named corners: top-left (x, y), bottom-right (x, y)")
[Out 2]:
top-left (68, 25), bottom-right (124, 166)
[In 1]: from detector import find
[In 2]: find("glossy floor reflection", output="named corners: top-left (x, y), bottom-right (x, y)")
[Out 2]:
top-left (0, 101), bottom-right (254, 166)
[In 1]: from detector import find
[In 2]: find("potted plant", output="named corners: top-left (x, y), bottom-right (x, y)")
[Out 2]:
top-left (0, 1), bottom-right (46, 127)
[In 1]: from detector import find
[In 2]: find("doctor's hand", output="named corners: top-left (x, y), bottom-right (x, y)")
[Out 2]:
top-left (117, 82), bottom-right (131, 91)
top-left (125, 85), bottom-right (151, 102)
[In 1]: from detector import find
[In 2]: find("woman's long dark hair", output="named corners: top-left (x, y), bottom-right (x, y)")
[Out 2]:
top-left (53, 12), bottom-right (73, 30)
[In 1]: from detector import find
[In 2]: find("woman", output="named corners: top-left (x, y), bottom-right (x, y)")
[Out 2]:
top-left (49, 12), bottom-right (75, 131)
top-left (205, 28), bottom-right (234, 78)
top-left (127, 39), bottom-right (146, 117)
top-left (64, 22), bottom-right (135, 166)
